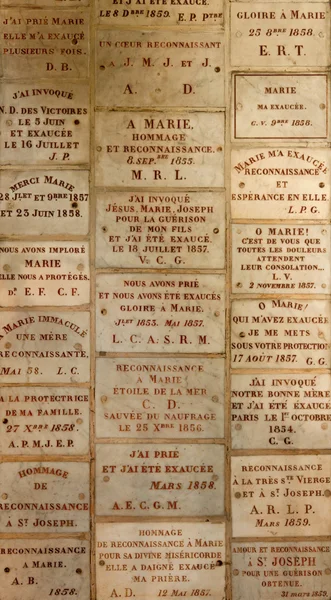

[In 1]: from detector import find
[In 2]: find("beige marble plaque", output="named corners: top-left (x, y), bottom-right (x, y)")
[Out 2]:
top-left (97, 0), bottom-right (223, 27)
top-left (231, 298), bottom-right (331, 369)
top-left (0, 10), bottom-right (89, 78)
top-left (95, 112), bottom-right (224, 188)
top-left (0, 461), bottom-right (89, 532)
top-left (0, 170), bottom-right (89, 236)
top-left (231, 455), bottom-right (331, 537)
top-left (232, 541), bottom-right (331, 600)
top-left (0, 82), bottom-right (89, 165)
top-left (0, 310), bottom-right (90, 383)
top-left (234, 74), bottom-right (327, 139)
top-left (231, 3), bottom-right (330, 67)
top-left (96, 443), bottom-right (224, 516)
top-left (96, 273), bottom-right (225, 353)
top-left (0, 386), bottom-right (89, 455)
top-left (232, 224), bottom-right (330, 294)
top-left (0, 241), bottom-right (90, 306)
top-left (231, 147), bottom-right (330, 220)
top-left (95, 357), bottom-right (224, 439)
top-left (96, 31), bottom-right (224, 108)
top-left (96, 191), bottom-right (225, 269)
top-left (96, 522), bottom-right (225, 600)
top-left (0, 538), bottom-right (90, 600)
top-left (231, 373), bottom-right (331, 449)
top-left (2, 0), bottom-right (89, 6)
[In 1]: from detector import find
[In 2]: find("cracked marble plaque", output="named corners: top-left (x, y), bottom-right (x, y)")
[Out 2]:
top-left (95, 357), bottom-right (224, 439)
top-left (0, 538), bottom-right (90, 600)
top-left (231, 373), bottom-right (331, 450)
top-left (231, 298), bottom-right (331, 369)
top-left (0, 82), bottom-right (89, 165)
top-left (95, 191), bottom-right (225, 269)
top-left (96, 522), bottom-right (225, 600)
top-left (96, 273), bottom-right (225, 354)
top-left (0, 461), bottom-right (89, 532)
top-left (95, 112), bottom-right (224, 188)
top-left (0, 310), bottom-right (90, 383)
top-left (96, 31), bottom-right (224, 108)
top-left (230, 3), bottom-right (330, 67)
top-left (0, 170), bottom-right (89, 236)
top-left (0, 10), bottom-right (89, 78)
top-left (0, 386), bottom-right (89, 455)
top-left (232, 224), bottom-right (330, 294)
top-left (231, 147), bottom-right (330, 221)
top-left (233, 74), bottom-right (327, 139)
top-left (0, 241), bottom-right (90, 307)
top-left (232, 541), bottom-right (331, 600)
top-left (96, 443), bottom-right (224, 516)
top-left (231, 455), bottom-right (331, 538)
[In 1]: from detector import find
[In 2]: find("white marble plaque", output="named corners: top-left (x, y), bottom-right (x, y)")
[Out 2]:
top-left (96, 523), bottom-right (225, 600)
top-left (0, 310), bottom-right (90, 383)
top-left (0, 386), bottom-right (89, 455)
top-left (231, 373), bottom-right (331, 449)
top-left (0, 10), bottom-right (89, 78)
top-left (0, 539), bottom-right (90, 600)
top-left (232, 224), bottom-right (330, 294)
top-left (96, 357), bottom-right (224, 439)
top-left (96, 191), bottom-right (225, 269)
top-left (232, 541), bottom-right (331, 600)
top-left (231, 455), bottom-right (331, 537)
top-left (96, 273), bottom-right (225, 354)
top-left (96, 443), bottom-right (224, 516)
top-left (0, 461), bottom-right (89, 532)
top-left (0, 241), bottom-right (90, 306)
top-left (234, 74), bottom-right (327, 139)
top-left (0, 82), bottom-right (89, 165)
top-left (96, 31), bottom-right (224, 108)
top-left (0, 170), bottom-right (89, 236)
top-left (231, 147), bottom-right (330, 220)
top-left (231, 299), bottom-right (331, 369)
top-left (95, 112), bottom-right (224, 188)
top-left (231, 3), bottom-right (330, 67)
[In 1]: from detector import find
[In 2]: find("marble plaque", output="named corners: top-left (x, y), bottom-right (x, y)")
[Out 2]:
top-left (95, 357), bottom-right (224, 439)
top-left (231, 298), bottom-right (331, 369)
top-left (2, 0), bottom-right (89, 6)
top-left (95, 112), bottom-right (224, 188)
top-left (0, 10), bottom-right (89, 78)
top-left (232, 224), bottom-right (330, 294)
top-left (0, 539), bottom-right (90, 600)
top-left (231, 147), bottom-right (330, 221)
top-left (96, 273), bottom-right (225, 354)
top-left (95, 191), bottom-right (225, 269)
top-left (231, 373), bottom-right (331, 449)
top-left (232, 541), bottom-right (331, 600)
top-left (0, 386), bottom-right (89, 455)
top-left (0, 461), bottom-right (89, 532)
top-left (96, 522), bottom-right (225, 600)
top-left (0, 170), bottom-right (89, 236)
top-left (0, 82), bottom-right (89, 165)
top-left (231, 3), bottom-right (330, 67)
top-left (234, 74), bottom-right (327, 139)
top-left (96, 443), bottom-right (224, 516)
top-left (0, 310), bottom-right (90, 383)
top-left (96, 31), bottom-right (224, 108)
top-left (231, 455), bottom-right (331, 537)
top-left (0, 241), bottom-right (90, 306)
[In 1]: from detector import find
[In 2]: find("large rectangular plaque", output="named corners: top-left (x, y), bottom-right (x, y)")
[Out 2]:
top-left (96, 523), bottom-right (225, 600)
top-left (0, 461), bottom-right (90, 532)
top-left (96, 443), bottom-right (224, 515)
top-left (96, 273), bottom-right (225, 354)
top-left (95, 111), bottom-right (225, 188)
top-left (95, 357), bottom-right (224, 439)
top-left (95, 191), bottom-right (225, 269)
